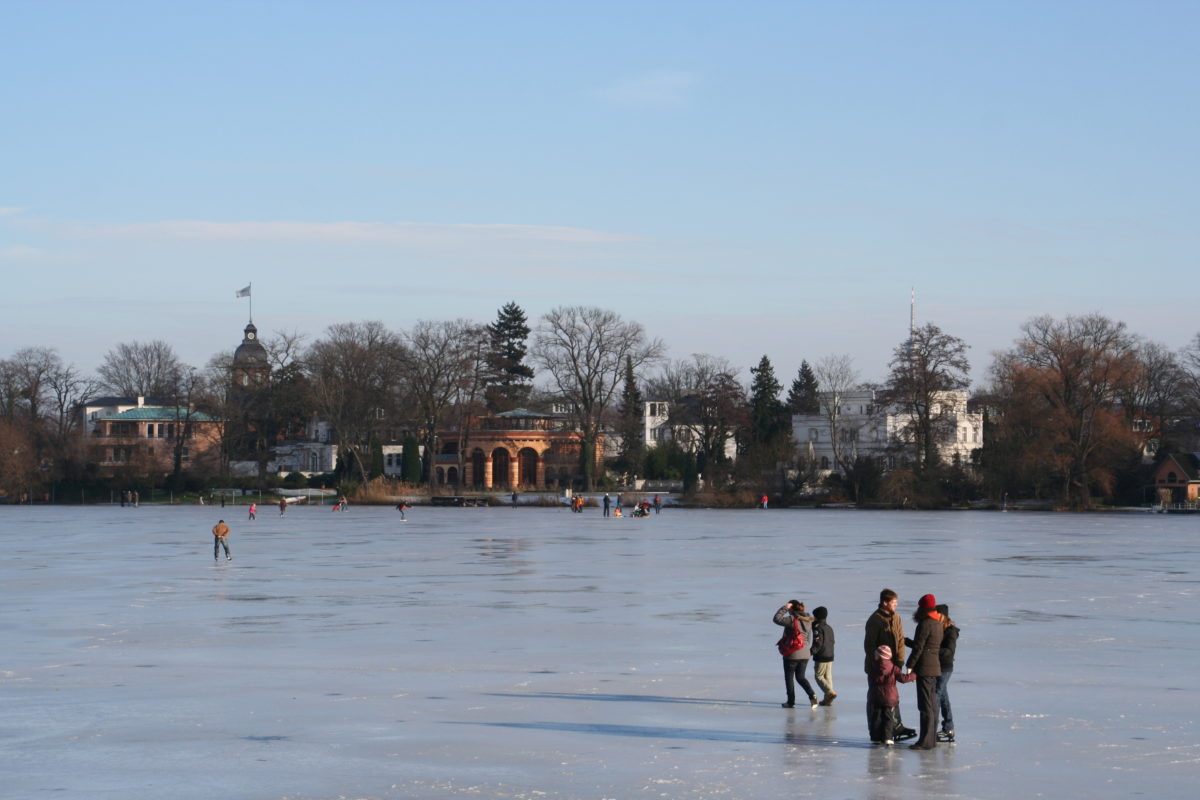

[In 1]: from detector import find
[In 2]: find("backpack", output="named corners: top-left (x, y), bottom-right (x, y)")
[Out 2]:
top-left (776, 619), bottom-right (804, 656)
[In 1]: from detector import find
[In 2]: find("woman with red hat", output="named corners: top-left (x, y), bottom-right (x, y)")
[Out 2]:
top-left (905, 593), bottom-right (944, 750)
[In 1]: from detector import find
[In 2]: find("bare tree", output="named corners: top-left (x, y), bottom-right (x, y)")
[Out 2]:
top-left (0, 419), bottom-right (37, 499)
top-left (1119, 341), bottom-right (1185, 452)
top-left (1175, 333), bottom-right (1200, 422)
top-left (264, 329), bottom-right (309, 374)
top-left (0, 347), bottom-right (62, 424)
top-left (532, 306), bottom-right (664, 490)
top-left (44, 359), bottom-right (101, 479)
top-left (991, 313), bottom-right (1140, 509)
top-left (881, 322), bottom-right (971, 471)
top-left (97, 340), bottom-right (183, 398)
top-left (402, 319), bottom-right (486, 488)
top-left (812, 354), bottom-right (864, 475)
top-left (647, 354), bottom-right (744, 470)
top-left (306, 322), bottom-right (407, 484)
top-left (163, 365), bottom-right (213, 487)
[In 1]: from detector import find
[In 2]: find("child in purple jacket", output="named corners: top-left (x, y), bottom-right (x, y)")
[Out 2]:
top-left (868, 644), bottom-right (915, 745)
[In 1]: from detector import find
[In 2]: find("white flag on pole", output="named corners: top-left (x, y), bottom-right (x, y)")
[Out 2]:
top-left (235, 285), bottom-right (251, 298)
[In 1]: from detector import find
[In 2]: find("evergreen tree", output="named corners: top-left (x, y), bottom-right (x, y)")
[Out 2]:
top-left (616, 356), bottom-right (646, 477)
top-left (748, 355), bottom-right (789, 446)
top-left (787, 360), bottom-right (820, 414)
top-left (401, 436), bottom-right (422, 484)
top-left (369, 439), bottom-right (385, 479)
top-left (484, 302), bottom-right (534, 412)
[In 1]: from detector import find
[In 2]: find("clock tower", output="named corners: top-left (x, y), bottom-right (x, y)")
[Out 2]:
top-left (232, 321), bottom-right (270, 390)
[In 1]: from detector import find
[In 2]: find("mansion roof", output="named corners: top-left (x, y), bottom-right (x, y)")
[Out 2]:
top-left (101, 407), bottom-right (220, 422)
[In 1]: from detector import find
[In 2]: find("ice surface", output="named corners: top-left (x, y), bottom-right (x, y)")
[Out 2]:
top-left (2, 504), bottom-right (1198, 799)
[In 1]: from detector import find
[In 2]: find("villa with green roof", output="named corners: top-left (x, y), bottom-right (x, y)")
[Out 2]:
top-left (84, 397), bottom-right (224, 477)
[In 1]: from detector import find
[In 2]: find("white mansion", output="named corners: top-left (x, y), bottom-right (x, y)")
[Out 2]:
top-left (792, 389), bottom-right (983, 473)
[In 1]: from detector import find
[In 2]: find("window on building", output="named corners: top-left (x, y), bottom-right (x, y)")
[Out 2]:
top-left (181, 447), bottom-right (190, 462)
top-left (820, 456), bottom-right (829, 470)
top-left (809, 428), bottom-right (819, 441)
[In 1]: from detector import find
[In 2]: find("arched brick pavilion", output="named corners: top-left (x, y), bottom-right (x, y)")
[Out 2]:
top-left (435, 408), bottom-right (601, 490)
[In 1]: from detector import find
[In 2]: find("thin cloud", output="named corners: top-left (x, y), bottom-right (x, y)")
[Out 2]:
top-left (44, 219), bottom-right (638, 246)
top-left (0, 245), bottom-right (46, 260)
top-left (595, 70), bottom-right (697, 107)
top-left (0, 206), bottom-right (26, 217)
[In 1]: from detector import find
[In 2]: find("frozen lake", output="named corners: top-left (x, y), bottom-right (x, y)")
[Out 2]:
top-left (2, 504), bottom-right (1197, 799)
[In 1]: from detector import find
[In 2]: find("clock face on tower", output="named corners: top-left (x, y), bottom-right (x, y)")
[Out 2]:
top-left (247, 331), bottom-right (256, 340)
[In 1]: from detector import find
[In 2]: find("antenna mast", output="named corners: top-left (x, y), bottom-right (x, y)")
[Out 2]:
top-left (910, 287), bottom-right (916, 338)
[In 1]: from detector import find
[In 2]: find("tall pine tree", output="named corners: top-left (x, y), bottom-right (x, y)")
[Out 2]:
top-left (616, 355), bottom-right (646, 477)
top-left (748, 355), bottom-right (789, 447)
top-left (484, 302), bottom-right (534, 412)
top-left (787, 360), bottom-right (820, 414)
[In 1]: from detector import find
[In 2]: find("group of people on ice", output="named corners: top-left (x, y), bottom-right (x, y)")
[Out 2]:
top-left (774, 588), bottom-right (959, 749)
top-left (600, 493), bottom-right (662, 517)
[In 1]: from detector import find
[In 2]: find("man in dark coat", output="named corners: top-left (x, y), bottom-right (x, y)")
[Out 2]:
top-left (864, 589), bottom-right (916, 740)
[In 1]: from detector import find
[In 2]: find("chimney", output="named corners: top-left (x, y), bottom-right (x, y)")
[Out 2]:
top-left (137, 396), bottom-right (145, 408)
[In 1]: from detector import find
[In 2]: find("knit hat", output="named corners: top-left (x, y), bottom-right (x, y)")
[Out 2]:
top-left (875, 645), bottom-right (892, 661)
top-left (919, 593), bottom-right (937, 610)
top-left (813, 606), bottom-right (828, 620)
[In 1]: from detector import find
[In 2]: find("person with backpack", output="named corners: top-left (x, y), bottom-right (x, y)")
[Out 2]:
top-left (810, 606), bottom-right (837, 706)
top-left (774, 600), bottom-right (818, 708)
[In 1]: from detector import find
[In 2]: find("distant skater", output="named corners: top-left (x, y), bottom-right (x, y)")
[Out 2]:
top-left (512, 491), bottom-right (518, 508)
top-left (603, 493), bottom-right (611, 517)
top-left (396, 501), bottom-right (408, 520)
top-left (212, 519), bottom-right (232, 562)
top-left (279, 497), bottom-right (287, 517)
top-left (761, 493), bottom-right (768, 509)
top-left (653, 495), bottom-right (661, 514)
top-left (248, 502), bottom-right (256, 521)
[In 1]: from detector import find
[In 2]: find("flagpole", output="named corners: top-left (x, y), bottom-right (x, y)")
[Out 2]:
top-left (249, 282), bottom-right (253, 323)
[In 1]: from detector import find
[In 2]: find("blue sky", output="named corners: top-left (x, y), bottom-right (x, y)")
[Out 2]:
top-left (3, 1), bottom-right (1197, 387)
